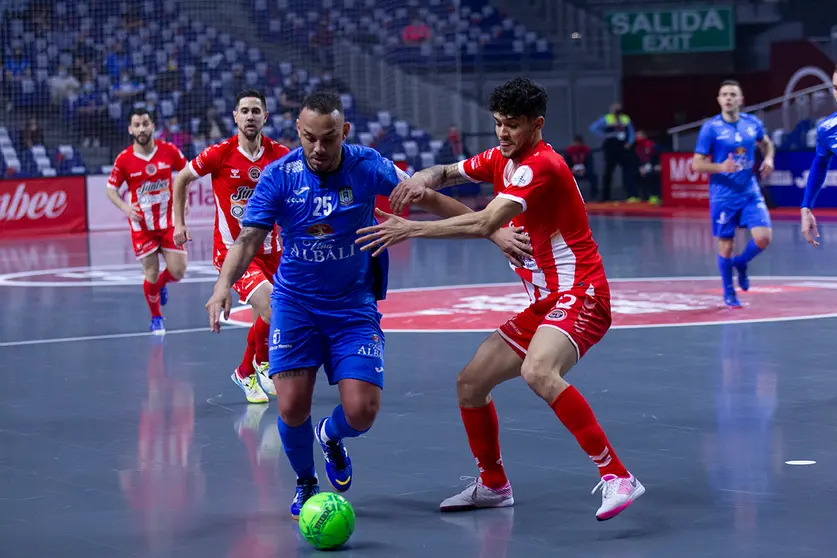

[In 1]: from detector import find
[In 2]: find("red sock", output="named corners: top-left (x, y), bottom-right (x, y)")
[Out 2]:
top-left (143, 280), bottom-right (162, 318)
top-left (460, 401), bottom-right (508, 489)
top-left (237, 325), bottom-right (257, 378)
top-left (253, 316), bottom-right (270, 365)
top-left (550, 386), bottom-right (628, 478)
top-left (156, 269), bottom-right (176, 288)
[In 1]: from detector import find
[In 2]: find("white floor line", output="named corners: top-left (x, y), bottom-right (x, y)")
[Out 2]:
top-left (0, 325), bottom-right (245, 347)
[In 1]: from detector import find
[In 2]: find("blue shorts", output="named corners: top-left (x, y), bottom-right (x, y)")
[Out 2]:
top-left (267, 293), bottom-right (385, 389)
top-left (710, 196), bottom-right (772, 239)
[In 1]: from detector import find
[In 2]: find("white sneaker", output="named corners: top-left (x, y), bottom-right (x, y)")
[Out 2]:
top-left (440, 477), bottom-right (514, 512)
top-left (253, 357), bottom-right (276, 396)
top-left (592, 473), bottom-right (645, 521)
top-left (231, 369), bottom-right (269, 404)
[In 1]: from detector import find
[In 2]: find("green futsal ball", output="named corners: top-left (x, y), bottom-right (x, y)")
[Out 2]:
top-left (299, 492), bottom-right (356, 550)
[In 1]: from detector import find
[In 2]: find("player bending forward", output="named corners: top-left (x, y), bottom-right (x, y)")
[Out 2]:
top-left (357, 77), bottom-right (644, 521)
top-left (206, 92), bottom-right (530, 519)
top-left (107, 108), bottom-right (188, 334)
top-left (173, 89), bottom-right (289, 403)
top-left (692, 80), bottom-right (775, 307)
top-left (800, 65), bottom-right (837, 247)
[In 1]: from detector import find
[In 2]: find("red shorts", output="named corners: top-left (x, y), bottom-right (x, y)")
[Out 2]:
top-left (213, 249), bottom-right (281, 303)
top-left (131, 228), bottom-right (186, 260)
top-left (498, 288), bottom-right (612, 360)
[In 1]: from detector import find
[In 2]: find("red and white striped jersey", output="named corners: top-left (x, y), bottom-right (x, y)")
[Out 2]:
top-left (108, 141), bottom-right (187, 232)
top-left (458, 140), bottom-right (608, 301)
top-left (188, 135), bottom-right (289, 255)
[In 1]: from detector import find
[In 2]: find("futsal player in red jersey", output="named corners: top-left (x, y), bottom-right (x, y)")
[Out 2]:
top-left (107, 108), bottom-right (188, 335)
top-left (357, 77), bottom-right (644, 521)
top-left (172, 90), bottom-right (289, 403)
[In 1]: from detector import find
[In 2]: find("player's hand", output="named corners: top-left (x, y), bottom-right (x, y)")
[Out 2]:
top-left (489, 226), bottom-right (532, 268)
top-left (801, 207), bottom-right (820, 247)
top-left (717, 154), bottom-right (737, 173)
top-left (173, 223), bottom-right (191, 246)
top-left (355, 207), bottom-right (415, 257)
top-left (206, 283), bottom-right (233, 333)
top-left (122, 203), bottom-right (141, 221)
top-left (760, 156), bottom-right (775, 179)
top-left (389, 176), bottom-right (429, 214)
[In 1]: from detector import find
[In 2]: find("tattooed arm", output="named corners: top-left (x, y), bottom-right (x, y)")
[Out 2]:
top-left (206, 226), bottom-right (269, 332)
top-left (389, 163), bottom-right (470, 214)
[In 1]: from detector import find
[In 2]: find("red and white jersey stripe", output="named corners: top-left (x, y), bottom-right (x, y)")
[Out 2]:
top-left (458, 140), bottom-right (608, 302)
top-left (188, 135), bottom-right (289, 255)
top-left (108, 141), bottom-right (187, 232)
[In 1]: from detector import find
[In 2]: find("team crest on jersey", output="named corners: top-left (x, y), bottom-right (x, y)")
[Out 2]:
top-left (338, 187), bottom-right (354, 206)
top-left (146, 164), bottom-right (157, 176)
top-left (547, 309), bottom-right (566, 321)
top-left (306, 223), bottom-right (334, 237)
top-left (510, 165), bottom-right (533, 187)
top-left (248, 166), bottom-right (261, 181)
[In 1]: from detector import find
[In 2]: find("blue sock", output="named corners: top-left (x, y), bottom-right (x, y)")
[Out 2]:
top-left (733, 239), bottom-right (764, 267)
top-left (277, 416), bottom-right (316, 480)
top-left (323, 405), bottom-right (369, 442)
top-left (717, 254), bottom-right (734, 295)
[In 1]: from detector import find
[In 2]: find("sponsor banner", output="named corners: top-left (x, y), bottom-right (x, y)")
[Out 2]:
top-left (661, 152), bottom-right (710, 208)
top-left (85, 173), bottom-right (216, 232)
top-left (762, 151), bottom-right (837, 208)
top-left (0, 176), bottom-right (87, 236)
top-left (663, 151), bottom-right (837, 209)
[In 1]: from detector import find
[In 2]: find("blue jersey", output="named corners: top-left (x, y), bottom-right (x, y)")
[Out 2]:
top-left (801, 111), bottom-right (837, 209)
top-left (243, 144), bottom-right (409, 307)
top-left (695, 113), bottom-right (766, 206)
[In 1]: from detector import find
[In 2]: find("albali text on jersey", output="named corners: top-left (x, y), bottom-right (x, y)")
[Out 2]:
top-left (242, 144), bottom-right (410, 307)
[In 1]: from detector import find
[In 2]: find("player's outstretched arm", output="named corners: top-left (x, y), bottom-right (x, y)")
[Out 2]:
top-left (414, 190), bottom-right (531, 266)
top-left (172, 168), bottom-right (198, 245)
top-left (389, 163), bottom-right (469, 214)
top-left (800, 127), bottom-right (835, 247)
top-left (356, 197), bottom-right (523, 257)
top-left (206, 226), bottom-right (269, 332)
top-left (757, 136), bottom-right (775, 178)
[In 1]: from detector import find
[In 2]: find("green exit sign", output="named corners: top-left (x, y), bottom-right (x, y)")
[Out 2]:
top-left (606, 7), bottom-right (735, 55)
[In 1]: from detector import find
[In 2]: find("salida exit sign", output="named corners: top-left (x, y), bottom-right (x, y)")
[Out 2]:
top-left (606, 7), bottom-right (735, 55)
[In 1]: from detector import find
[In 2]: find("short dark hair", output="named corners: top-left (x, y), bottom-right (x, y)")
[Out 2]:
top-left (489, 77), bottom-right (548, 120)
top-left (302, 91), bottom-right (344, 116)
top-left (235, 88), bottom-right (266, 109)
top-left (128, 107), bottom-right (154, 123)
top-left (720, 79), bottom-right (741, 89)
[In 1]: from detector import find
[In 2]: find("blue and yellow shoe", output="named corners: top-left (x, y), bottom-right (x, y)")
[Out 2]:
top-left (315, 418), bottom-right (353, 492)
top-left (150, 316), bottom-right (166, 336)
top-left (291, 477), bottom-right (320, 519)
top-left (160, 285), bottom-right (168, 306)
top-left (733, 260), bottom-right (749, 292)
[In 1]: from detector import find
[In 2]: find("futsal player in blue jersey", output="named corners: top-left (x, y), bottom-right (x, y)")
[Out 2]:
top-left (800, 67), bottom-right (837, 247)
top-left (205, 92), bottom-right (530, 518)
top-left (692, 80), bottom-right (775, 307)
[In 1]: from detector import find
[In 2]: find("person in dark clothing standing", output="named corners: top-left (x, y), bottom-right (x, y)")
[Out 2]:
top-left (564, 135), bottom-right (598, 200)
top-left (634, 130), bottom-right (661, 204)
top-left (589, 103), bottom-right (637, 202)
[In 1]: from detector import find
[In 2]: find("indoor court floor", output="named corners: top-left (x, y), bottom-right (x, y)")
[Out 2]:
top-left (1, 213), bottom-right (836, 557)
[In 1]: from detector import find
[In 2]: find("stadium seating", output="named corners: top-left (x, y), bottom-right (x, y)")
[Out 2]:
top-left (252, 0), bottom-right (553, 73)
top-left (0, 0), bottom-right (488, 178)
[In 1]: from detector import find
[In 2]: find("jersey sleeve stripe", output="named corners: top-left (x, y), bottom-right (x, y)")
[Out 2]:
top-left (497, 192), bottom-right (527, 212)
top-left (187, 161), bottom-right (201, 178)
top-left (457, 160), bottom-right (480, 183)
